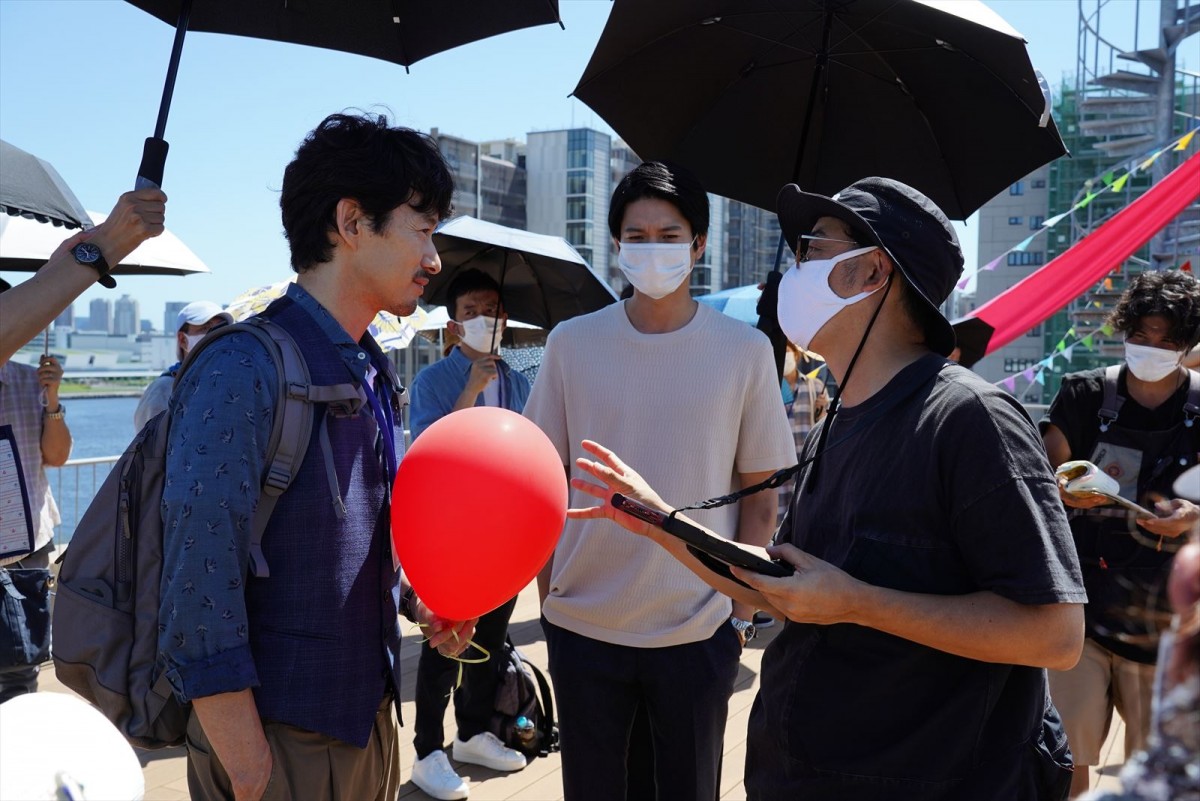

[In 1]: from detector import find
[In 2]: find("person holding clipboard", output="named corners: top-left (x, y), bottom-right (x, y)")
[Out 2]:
top-left (0, 280), bottom-right (72, 701)
top-left (568, 178), bottom-right (1088, 801)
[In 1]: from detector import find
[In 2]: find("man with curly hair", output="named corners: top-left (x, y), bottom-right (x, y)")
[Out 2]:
top-left (1041, 269), bottom-right (1200, 798)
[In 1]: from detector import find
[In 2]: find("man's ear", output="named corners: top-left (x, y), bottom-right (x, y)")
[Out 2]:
top-left (446, 320), bottom-right (463, 337)
top-left (860, 250), bottom-right (893, 292)
top-left (692, 233), bottom-right (707, 262)
top-left (334, 199), bottom-right (366, 248)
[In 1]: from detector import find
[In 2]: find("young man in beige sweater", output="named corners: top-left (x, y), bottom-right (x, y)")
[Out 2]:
top-left (523, 161), bottom-right (794, 801)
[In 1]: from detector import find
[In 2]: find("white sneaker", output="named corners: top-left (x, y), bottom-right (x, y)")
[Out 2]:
top-left (411, 750), bottom-right (469, 800)
top-left (452, 731), bottom-right (527, 772)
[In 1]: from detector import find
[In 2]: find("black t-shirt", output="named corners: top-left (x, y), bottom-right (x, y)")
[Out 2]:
top-left (745, 354), bottom-right (1085, 800)
top-left (1046, 367), bottom-right (1193, 459)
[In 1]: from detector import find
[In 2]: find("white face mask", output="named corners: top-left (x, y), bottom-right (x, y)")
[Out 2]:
top-left (458, 315), bottom-right (505, 352)
top-left (617, 241), bottom-right (694, 299)
top-left (1124, 341), bottom-right (1183, 382)
top-left (777, 246), bottom-right (881, 350)
top-left (182, 332), bottom-right (207, 355)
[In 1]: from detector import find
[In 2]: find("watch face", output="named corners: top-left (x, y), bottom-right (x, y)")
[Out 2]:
top-left (73, 242), bottom-right (102, 264)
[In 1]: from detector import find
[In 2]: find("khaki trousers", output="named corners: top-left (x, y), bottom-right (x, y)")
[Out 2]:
top-left (185, 697), bottom-right (400, 801)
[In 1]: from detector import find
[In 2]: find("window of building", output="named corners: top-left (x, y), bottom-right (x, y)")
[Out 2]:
top-left (1003, 358), bottom-right (1038, 373)
top-left (565, 222), bottom-right (591, 247)
top-left (1006, 251), bottom-right (1045, 267)
top-left (1027, 325), bottom-right (1041, 337)
top-left (1009, 181), bottom-right (1024, 195)
top-left (1008, 216), bottom-right (1023, 225)
top-left (1029, 216), bottom-right (1045, 229)
top-left (566, 171), bottom-right (588, 195)
top-left (566, 197), bottom-right (589, 221)
top-left (1031, 179), bottom-right (1046, 189)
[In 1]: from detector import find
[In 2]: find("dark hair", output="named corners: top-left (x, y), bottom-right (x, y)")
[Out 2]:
top-left (1108, 271), bottom-right (1200, 349)
top-left (280, 112), bottom-right (454, 272)
top-left (446, 268), bottom-right (502, 319)
top-left (608, 161), bottom-right (709, 241)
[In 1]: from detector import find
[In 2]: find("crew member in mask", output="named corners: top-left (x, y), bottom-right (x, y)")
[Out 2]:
top-left (523, 161), bottom-right (793, 801)
top-left (406, 267), bottom-right (530, 800)
top-left (568, 177), bottom-right (1087, 800)
top-left (1041, 269), bottom-right (1200, 798)
top-left (133, 300), bottom-right (232, 430)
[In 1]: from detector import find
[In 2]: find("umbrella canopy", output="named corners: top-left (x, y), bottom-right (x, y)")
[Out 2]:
top-left (417, 305), bottom-right (541, 333)
top-left (225, 279), bottom-right (424, 352)
top-left (0, 210), bottom-right (210, 277)
top-left (0, 139), bottom-right (91, 229)
top-left (122, 0), bottom-right (562, 187)
top-left (574, 0), bottom-right (1066, 221)
top-left (696, 284), bottom-right (762, 326)
top-left (127, 0), bottom-right (562, 70)
top-left (427, 216), bottom-right (618, 329)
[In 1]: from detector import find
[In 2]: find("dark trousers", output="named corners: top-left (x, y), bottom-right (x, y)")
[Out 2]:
top-left (413, 595), bottom-right (518, 758)
top-left (0, 541), bottom-right (53, 704)
top-left (543, 617), bottom-right (741, 801)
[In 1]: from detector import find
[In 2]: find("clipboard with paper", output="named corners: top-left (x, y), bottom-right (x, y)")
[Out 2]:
top-left (0, 424), bottom-right (36, 561)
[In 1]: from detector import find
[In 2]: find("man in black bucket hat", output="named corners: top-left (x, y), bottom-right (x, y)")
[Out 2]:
top-left (565, 177), bottom-right (1089, 799)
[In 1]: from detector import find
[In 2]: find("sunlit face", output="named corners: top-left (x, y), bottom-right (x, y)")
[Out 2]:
top-left (448, 288), bottom-right (505, 338)
top-left (356, 200), bottom-right (442, 317)
top-left (1126, 314), bottom-right (1185, 353)
top-left (803, 216), bottom-right (870, 299)
top-left (616, 197), bottom-right (705, 254)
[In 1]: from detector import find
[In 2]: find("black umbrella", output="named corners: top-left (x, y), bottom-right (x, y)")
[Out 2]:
top-left (0, 140), bottom-right (91, 230)
top-left (574, 0), bottom-right (1065, 222)
top-left (427, 216), bottom-right (618, 330)
top-left (950, 316), bottom-right (996, 369)
top-left (123, 0), bottom-right (563, 189)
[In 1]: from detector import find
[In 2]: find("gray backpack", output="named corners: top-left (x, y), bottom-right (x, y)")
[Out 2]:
top-left (52, 317), bottom-right (359, 748)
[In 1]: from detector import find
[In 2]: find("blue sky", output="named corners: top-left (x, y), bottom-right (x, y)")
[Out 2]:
top-left (0, 0), bottom-right (1139, 324)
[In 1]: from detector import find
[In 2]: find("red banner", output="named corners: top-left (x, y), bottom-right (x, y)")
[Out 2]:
top-left (963, 152), bottom-right (1200, 359)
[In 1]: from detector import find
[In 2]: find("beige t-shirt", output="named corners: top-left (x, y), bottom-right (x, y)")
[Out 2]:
top-left (524, 300), bottom-right (795, 647)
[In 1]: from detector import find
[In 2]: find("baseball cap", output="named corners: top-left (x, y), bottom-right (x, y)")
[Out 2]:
top-left (777, 177), bottom-right (963, 356)
top-left (176, 300), bottom-right (233, 331)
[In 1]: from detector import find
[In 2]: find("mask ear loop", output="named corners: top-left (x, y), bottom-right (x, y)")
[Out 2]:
top-left (805, 273), bottom-right (893, 494)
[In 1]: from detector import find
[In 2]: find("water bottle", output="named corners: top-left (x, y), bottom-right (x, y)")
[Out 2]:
top-left (513, 715), bottom-right (537, 749)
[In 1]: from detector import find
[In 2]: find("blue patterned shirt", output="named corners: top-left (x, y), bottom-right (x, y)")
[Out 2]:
top-left (408, 347), bottom-right (531, 441)
top-left (158, 283), bottom-right (394, 701)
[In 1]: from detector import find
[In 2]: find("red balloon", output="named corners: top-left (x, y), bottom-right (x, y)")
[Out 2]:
top-left (393, 407), bottom-right (567, 620)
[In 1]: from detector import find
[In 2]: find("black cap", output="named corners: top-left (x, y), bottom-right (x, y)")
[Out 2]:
top-left (777, 177), bottom-right (963, 356)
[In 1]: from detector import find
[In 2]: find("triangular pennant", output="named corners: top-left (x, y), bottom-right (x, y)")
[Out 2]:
top-left (1139, 150), bottom-right (1163, 172)
top-left (1103, 277), bottom-right (1113, 290)
top-left (1181, 260), bottom-right (1193, 273)
top-left (1101, 171), bottom-right (1115, 186)
top-left (805, 367), bottom-right (822, 380)
top-left (1066, 327), bottom-right (1076, 338)
top-left (1110, 173), bottom-right (1130, 192)
top-left (1100, 324), bottom-right (1114, 336)
top-left (1077, 190), bottom-right (1102, 209)
top-left (1055, 340), bottom-right (1066, 352)
top-left (1035, 368), bottom-right (1046, 386)
top-left (1042, 211), bottom-right (1071, 228)
top-left (1063, 345), bottom-right (1075, 363)
top-left (1022, 368), bottom-right (1035, 381)
top-left (1012, 233), bottom-right (1039, 252)
top-left (1175, 130), bottom-right (1197, 151)
top-left (1002, 376), bottom-right (1017, 392)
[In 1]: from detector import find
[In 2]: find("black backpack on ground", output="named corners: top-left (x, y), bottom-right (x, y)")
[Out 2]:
top-left (488, 636), bottom-right (559, 759)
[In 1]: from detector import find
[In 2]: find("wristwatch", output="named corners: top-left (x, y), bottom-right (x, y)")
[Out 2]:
top-left (730, 617), bottom-right (756, 645)
top-left (71, 241), bottom-right (116, 288)
top-left (44, 404), bottom-right (66, 420)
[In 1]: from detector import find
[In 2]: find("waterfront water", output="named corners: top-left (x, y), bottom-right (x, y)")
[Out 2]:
top-left (49, 396), bottom-right (139, 543)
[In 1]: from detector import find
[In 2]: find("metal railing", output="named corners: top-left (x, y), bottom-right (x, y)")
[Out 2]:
top-left (47, 456), bottom-right (119, 548)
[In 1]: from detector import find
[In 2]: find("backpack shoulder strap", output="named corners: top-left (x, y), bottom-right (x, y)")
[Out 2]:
top-left (175, 319), bottom-right (315, 578)
top-left (1184, 368), bottom-right (1200, 428)
top-left (1097, 365), bottom-right (1125, 433)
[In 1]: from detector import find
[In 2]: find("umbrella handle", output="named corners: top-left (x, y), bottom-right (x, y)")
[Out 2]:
top-left (135, 137), bottom-right (170, 190)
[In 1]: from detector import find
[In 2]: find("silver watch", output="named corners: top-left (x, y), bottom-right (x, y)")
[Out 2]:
top-left (730, 617), bottom-right (756, 643)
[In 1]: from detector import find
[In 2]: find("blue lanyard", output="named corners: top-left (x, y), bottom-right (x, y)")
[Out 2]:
top-left (360, 379), bottom-right (397, 481)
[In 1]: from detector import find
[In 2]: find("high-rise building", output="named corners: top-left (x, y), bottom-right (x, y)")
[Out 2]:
top-left (88, 298), bottom-right (113, 333)
top-left (527, 128), bottom-right (614, 289)
top-left (164, 301), bottom-right (188, 334)
top-left (113, 294), bottom-right (140, 336)
top-left (724, 201), bottom-right (785, 290)
top-left (432, 130), bottom-right (527, 229)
